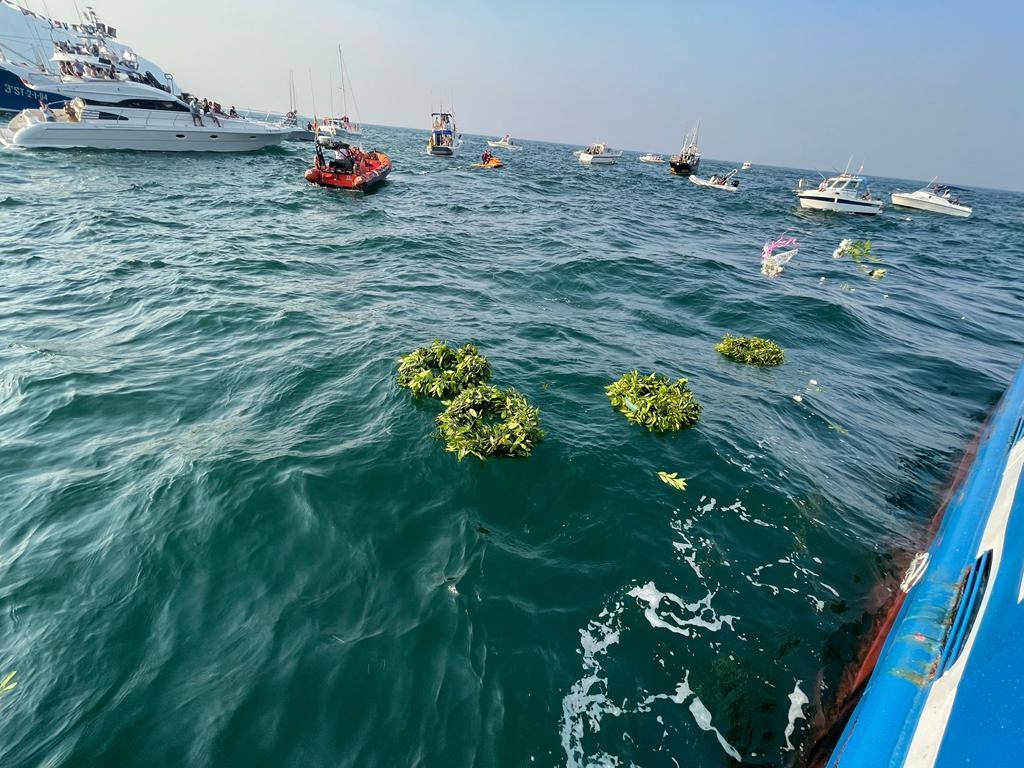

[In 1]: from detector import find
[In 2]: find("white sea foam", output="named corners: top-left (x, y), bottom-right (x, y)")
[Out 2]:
top-left (783, 680), bottom-right (809, 751)
top-left (628, 582), bottom-right (738, 636)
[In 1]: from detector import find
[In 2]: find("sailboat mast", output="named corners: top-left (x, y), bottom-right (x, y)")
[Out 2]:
top-left (338, 46), bottom-right (347, 116)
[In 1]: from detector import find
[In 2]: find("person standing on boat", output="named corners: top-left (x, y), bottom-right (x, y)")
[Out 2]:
top-left (39, 100), bottom-right (56, 122)
top-left (189, 98), bottom-right (204, 127)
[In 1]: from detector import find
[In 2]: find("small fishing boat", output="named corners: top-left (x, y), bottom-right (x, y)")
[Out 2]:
top-left (487, 135), bottom-right (521, 151)
top-left (578, 142), bottom-right (622, 165)
top-left (796, 167), bottom-right (883, 215)
top-left (305, 136), bottom-right (391, 192)
top-left (427, 111), bottom-right (461, 157)
top-left (891, 180), bottom-right (972, 217)
top-left (819, 359), bottom-right (1024, 767)
top-left (639, 153), bottom-right (666, 164)
top-left (742, 160), bottom-right (752, 170)
top-left (690, 169), bottom-right (740, 192)
top-left (669, 122), bottom-right (701, 176)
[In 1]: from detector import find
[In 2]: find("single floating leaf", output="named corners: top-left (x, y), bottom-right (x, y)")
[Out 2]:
top-left (658, 471), bottom-right (688, 491)
top-left (0, 671), bottom-right (17, 694)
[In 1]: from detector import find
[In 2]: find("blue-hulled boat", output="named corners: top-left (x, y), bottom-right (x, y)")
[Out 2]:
top-left (823, 359), bottom-right (1024, 767)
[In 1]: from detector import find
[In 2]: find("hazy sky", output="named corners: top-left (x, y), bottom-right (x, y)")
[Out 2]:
top-left (31, 0), bottom-right (1024, 190)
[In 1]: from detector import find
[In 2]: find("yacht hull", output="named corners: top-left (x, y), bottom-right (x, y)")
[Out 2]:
top-left (2, 121), bottom-right (287, 152)
top-left (579, 153), bottom-right (619, 165)
top-left (797, 192), bottom-right (883, 215)
top-left (891, 193), bottom-right (971, 218)
top-left (669, 158), bottom-right (699, 176)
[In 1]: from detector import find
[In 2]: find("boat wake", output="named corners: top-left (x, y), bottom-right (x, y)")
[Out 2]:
top-left (560, 495), bottom-right (833, 766)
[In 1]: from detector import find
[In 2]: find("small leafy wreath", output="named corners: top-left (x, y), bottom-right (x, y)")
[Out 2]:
top-left (397, 340), bottom-right (491, 398)
top-left (436, 385), bottom-right (544, 460)
top-left (715, 334), bottom-right (785, 366)
top-left (606, 371), bottom-right (701, 433)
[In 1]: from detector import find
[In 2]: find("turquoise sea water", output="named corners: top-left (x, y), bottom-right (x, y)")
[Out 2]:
top-left (1, 127), bottom-right (1022, 767)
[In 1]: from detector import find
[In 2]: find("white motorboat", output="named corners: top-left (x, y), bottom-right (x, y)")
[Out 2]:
top-left (796, 170), bottom-right (883, 215)
top-left (0, 77), bottom-right (288, 152)
top-left (639, 153), bottom-right (665, 163)
top-left (427, 111), bottom-right (462, 157)
top-left (578, 142), bottom-right (622, 165)
top-left (487, 135), bottom-right (521, 151)
top-left (690, 169), bottom-right (740, 192)
top-left (742, 160), bottom-right (752, 170)
top-left (890, 181), bottom-right (971, 218)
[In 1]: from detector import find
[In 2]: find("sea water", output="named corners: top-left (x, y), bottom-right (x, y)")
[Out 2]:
top-left (1, 127), bottom-right (1022, 766)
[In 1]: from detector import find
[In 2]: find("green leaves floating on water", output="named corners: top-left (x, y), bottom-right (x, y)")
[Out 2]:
top-left (397, 339), bottom-right (491, 399)
top-left (658, 471), bottom-right (687, 491)
top-left (716, 334), bottom-right (785, 367)
top-left (436, 385), bottom-right (544, 460)
top-left (606, 371), bottom-right (701, 433)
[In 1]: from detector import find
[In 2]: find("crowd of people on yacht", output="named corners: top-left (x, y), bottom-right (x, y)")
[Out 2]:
top-left (187, 97), bottom-right (240, 126)
top-left (52, 40), bottom-right (172, 92)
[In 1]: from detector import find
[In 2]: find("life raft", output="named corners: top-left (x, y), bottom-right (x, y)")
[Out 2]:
top-left (305, 147), bottom-right (392, 192)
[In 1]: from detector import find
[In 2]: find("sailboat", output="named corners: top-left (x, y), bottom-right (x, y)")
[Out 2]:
top-left (669, 122), bottom-right (701, 176)
top-left (336, 46), bottom-right (361, 137)
top-left (282, 70), bottom-right (314, 142)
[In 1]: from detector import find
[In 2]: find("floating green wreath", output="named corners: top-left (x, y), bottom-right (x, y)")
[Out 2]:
top-left (606, 371), bottom-right (701, 433)
top-left (397, 340), bottom-right (491, 398)
top-left (715, 334), bottom-right (785, 366)
top-left (436, 385), bottom-right (544, 460)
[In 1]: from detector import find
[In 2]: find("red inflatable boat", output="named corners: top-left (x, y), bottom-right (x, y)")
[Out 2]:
top-left (305, 139), bottom-right (391, 192)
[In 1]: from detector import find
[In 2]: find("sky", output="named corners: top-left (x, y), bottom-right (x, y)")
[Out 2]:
top-left (25, 0), bottom-right (1024, 190)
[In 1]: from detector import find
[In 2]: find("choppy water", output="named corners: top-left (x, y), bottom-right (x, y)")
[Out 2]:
top-left (1, 126), bottom-right (1022, 767)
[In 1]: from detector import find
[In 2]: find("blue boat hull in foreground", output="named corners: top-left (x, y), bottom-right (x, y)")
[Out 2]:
top-left (825, 360), bottom-right (1024, 766)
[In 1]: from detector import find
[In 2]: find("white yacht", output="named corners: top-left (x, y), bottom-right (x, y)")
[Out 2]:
top-left (639, 153), bottom-right (666, 163)
top-left (741, 160), bottom-right (752, 170)
top-left (578, 142), bottom-right (622, 165)
top-left (427, 111), bottom-right (461, 157)
top-left (796, 172), bottom-right (883, 215)
top-left (1, 76), bottom-right (288, 152)
top-left (891, 181), bottom-right (972, 218)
